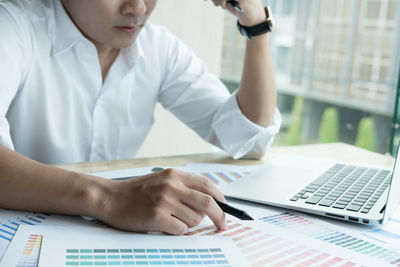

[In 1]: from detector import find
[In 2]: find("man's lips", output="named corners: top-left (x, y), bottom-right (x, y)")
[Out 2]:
top-left (115, 25), bottom-right (140, 34)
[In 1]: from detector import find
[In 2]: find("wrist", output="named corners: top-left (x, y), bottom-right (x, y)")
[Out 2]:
top-left (238, 11), bottom-right (267, 27)
top-left (78, 173), bottom-right (113, 219)
top-left (237, 2), bottom-right (267, 27)
top-left (247, 30), bottom-right (270, 43)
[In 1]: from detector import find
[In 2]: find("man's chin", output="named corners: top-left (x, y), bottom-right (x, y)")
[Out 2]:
top-left (108, 39), bottom-right (137, 49)
top-left (111, 33), bottom-right (140, 49)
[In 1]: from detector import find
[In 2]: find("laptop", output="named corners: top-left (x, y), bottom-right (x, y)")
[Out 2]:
top-left (222, 143), bottom-right (400, 226)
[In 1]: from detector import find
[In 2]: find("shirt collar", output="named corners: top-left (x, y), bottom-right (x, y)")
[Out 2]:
top-left (52, 0), bottom-right (86, 55)
top-left (52, 0), bottom-right (145, 67)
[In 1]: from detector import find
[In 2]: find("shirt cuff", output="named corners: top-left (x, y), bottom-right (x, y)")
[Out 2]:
top-left (212, 91), bottom-right (281, 159)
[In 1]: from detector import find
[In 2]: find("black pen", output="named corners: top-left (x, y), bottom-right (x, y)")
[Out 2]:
top-left (228, 0), bottom-right (244, 12)
top-left (214, 199), bottom-right (253, 220)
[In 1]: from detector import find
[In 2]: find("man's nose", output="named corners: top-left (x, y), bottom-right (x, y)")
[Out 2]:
top-left (121, 0), bottom-right (147, 16)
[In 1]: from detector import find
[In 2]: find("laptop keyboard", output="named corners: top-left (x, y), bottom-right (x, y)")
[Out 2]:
top-left (290, 164), bottom-right (392, 213)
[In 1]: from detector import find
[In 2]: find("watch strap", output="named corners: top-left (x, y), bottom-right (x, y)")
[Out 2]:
top-left (237, 6), bottom-right (274, 39)
top-left (237, 20), bottom-right (271, 37)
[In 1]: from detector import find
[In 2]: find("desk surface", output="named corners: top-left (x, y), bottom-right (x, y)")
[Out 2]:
top-left (55, 142), bottom-right (395, 173)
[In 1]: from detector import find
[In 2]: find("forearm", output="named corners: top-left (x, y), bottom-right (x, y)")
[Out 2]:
top-left (0, 145), bottom-right (108, 217)
top-left (0, 145), bottom-right (227, 235)
top-left (237, 33), bottom-right (277, 127)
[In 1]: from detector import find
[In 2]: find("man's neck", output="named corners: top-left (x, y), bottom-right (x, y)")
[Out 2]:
top-left (95, 44), bottom-right (120, 83)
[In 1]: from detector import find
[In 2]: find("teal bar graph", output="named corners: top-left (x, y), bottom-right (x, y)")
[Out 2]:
top-left (65, 248), bottom-right (231, 266)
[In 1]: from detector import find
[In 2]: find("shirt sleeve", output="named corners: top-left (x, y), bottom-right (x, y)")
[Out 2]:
top-left (0, 4), bottom-right (29, 150)
top-left (211, 90), bottom-right (281, 159)
top-left (158, 27), bottom-right (281, 159)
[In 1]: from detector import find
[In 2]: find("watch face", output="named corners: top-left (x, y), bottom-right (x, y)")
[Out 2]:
top-left (266, 6), bottom-right (275, 31)
top-left (239, 26), bottom-right (250, 39)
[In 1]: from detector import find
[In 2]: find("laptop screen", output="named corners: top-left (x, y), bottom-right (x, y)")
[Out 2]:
top-left (383, 142), bottom-right (400, 224)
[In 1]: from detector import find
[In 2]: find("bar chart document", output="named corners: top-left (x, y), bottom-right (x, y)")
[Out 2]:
top-left (0, 225), bottom-right (248, 267)
top-left (259, 211), bottom-right (400, 265)
top-left (185, 217), bottom-right (390, 267)
top-left (0, 209), bottom-right (96, 259)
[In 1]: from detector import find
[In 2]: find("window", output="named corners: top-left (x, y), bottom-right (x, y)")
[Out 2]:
top-left (281, 0), bottom-right (295, 16)
top-left (367, 1), bottom-right (381, 19)
top-left (221, 0), bottom-right (400, 154)
top-left (277, 46), bottom-right (290, 71)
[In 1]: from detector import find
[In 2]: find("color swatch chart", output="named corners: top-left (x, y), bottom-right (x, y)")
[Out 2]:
top-left (197, 171), bottom-right (249, 185)
top-left (0, 212), bottom-right (50, 243)
top-left (0, 210), bottom-right (51, 258)
top-left (186, 220), bottom-right (370, 267)
top-left (16, 234), bottom-right (42, 267)
top-left (65, 248), bottom-right (231, 266)
top-left (259, 212), bottom-right (400, 265)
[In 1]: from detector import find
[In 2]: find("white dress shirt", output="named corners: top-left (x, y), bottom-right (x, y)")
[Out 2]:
top-left (0, 0), bottom-right (281, 164)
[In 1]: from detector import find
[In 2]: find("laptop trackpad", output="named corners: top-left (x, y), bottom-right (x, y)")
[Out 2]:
top-left (222, 155), bottom-right (335, 203)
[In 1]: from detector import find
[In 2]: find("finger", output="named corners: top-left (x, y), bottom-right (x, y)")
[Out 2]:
top-left (220, 0), bottom-right (227, 9)
top-left (225, 1), bottom-right (237, 13)
top-left (210, 0), bottom-right (236, 13)
top-left (155, 169), bottom-right (226, 202)
top-left (182, 173), bottom-right (227, 203)
top-left (156, 212), bottom-right (188, 235)
top-left (215, 0), bottom-right (225, 8)
top-left (170, 202), bottom-right (203, 228)
top-left (180, 189), bottom-right (226, 229)
top-left (151, 169), bottom-right (225, 228)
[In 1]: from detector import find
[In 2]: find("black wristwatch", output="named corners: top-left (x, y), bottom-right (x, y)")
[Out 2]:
top-left (237, 6), bottom-right (274, 40)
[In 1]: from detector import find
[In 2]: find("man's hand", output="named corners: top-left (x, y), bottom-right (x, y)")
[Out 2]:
top-left (209, 0), bottom-right (266, 26)
top-left (92, 169), bottom-right (227, 235)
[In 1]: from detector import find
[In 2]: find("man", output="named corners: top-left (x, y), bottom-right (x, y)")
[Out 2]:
top-left (0, 0), bottom-right (280, 235)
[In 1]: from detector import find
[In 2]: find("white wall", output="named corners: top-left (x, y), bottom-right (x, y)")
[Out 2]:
top-left (136, 0), bottom-right (225, 158)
